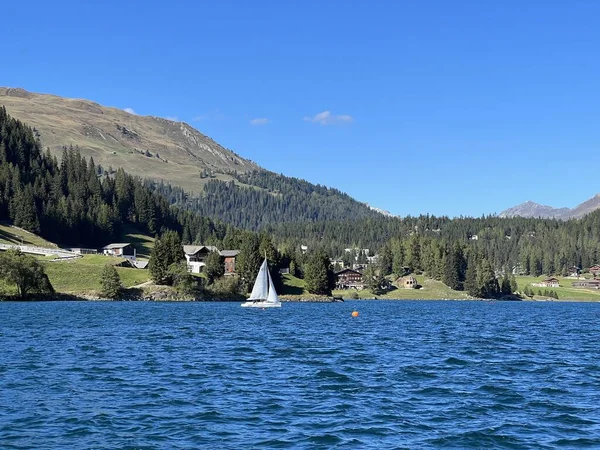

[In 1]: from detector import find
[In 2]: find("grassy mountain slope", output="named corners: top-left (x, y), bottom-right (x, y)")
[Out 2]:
top-left (2, 87), bottom-right (391, 234)
top-left (1, 87), bottom-right (257, 195)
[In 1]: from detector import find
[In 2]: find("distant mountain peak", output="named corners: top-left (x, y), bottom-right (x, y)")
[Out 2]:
top-left (500, 194), bottom-right (600, 220)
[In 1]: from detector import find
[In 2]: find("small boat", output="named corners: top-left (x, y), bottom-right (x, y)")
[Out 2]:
top-left (241, 258), bottom-right (281, 308)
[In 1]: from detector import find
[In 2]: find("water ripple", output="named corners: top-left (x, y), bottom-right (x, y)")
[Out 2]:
top-left (1, 300), bottom-right (600, 448)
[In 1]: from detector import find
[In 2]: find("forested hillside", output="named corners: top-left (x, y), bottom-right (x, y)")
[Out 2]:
top-left (151, 170), bottom-right (383, 230)
top-left (267, 212), bottom-right (600, 274)
top-left (1, 87), bottom-right (257, 197)
top-left (0, 106), bottom-right (229, 247)
top-left (357, 213), bottom-right (600, 298)
top-left (3, 104), bottom-right (600, 300)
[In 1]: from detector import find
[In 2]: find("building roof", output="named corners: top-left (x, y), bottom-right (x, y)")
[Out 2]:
top-left (219, 250), bottom-right (240, 257)
top-left (133, 260), bottom-right (149, 269)
top-left (183, 245), bottom-right (218, 255)
top-left (335, 268), bottom-right (362, 276)
top-left (102, 243), bottom-right (131, 249)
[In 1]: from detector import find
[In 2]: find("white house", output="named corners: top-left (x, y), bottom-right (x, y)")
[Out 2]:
top-left (102, 243), bottom-right (136, 260)
top-left (183, 245), bottom-right (218, 274)
top-left (532, 277), bottom-right (560, 288)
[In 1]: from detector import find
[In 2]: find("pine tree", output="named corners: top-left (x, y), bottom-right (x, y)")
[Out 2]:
top-left (205, 250), bottom-right (224, 284)
top-left (464, 254), bottom-right (479, 297)
top-left (405, 234), bottom-right (421, 273)
top-left (304, 250), bottom-right (335, 296)
top-left (364, 265), bottom-right (388, 295)
top-left (443, 246), bottom-right (462, 290)
top-left (477, 258), bottom-right (500, 299)
top-left (149, 230), bottom-right (184, 285)
top-left (259, 232), bottom-right (278, 263)
top-left (378, 244), bottom-right (393, 276)
top-left (12, 186), bottom-right (40, 233)
top-left (100, 264), bottom-right (122, 299)
top-left (500, 273), bottom-right (512, 295)
top-left (236, 233), bottom-right (261, 292)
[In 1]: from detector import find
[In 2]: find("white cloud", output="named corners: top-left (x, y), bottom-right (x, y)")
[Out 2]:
top-left (303, 111), bottom-right (353, 125)
top-left (250, 118), bottom-right (269, 126)
top-left (124, 107), bottom-right (137, 115)
top-left (165, 116), bottom-right (179, 122)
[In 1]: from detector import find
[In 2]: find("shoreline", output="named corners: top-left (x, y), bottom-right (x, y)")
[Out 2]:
top-left (2, 294), bottom-right (598, 302)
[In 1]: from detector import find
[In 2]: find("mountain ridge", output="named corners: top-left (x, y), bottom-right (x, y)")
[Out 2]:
top-left (1, 87), bottom-right (391, 230)
top-left (499, 194), bottom-right (600, 219)
top-left (0, 86), bottom-right (258, 195)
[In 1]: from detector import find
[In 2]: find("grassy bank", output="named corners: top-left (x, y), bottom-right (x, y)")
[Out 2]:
top-left (42, 255), bottom-right (150, 295)
top-left (515, 276), bottom-right (600, 301)
top-left (0, 223), bottom-right (58, 248)
top-left (280, 273), bottom-right (472, 300)
top-left (333, 275), bottom-right (472, 300)
top-left (3, 223), bottom-right (600, 301)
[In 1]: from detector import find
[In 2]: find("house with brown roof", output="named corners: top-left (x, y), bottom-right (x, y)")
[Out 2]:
top-left (532, 277), bottom-right (560, 288)
top-left (335, 268), bottom-right (364, 290)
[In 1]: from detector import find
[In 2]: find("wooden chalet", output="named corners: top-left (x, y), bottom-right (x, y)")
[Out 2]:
top-left (335, 268), bottom-right (364, 290)
top-left (219, 250), bottom-right (240, 275)
top-left (532, 277), bottom-right (560, 288)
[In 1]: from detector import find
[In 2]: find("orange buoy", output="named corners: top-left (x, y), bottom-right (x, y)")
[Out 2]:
top-left (351, 311), bottom-right (359, 317)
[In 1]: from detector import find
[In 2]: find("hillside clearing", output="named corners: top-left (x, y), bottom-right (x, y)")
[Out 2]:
top-left (0, 223), bottom-right (58, 248)
top-left (42, 255), bottom-right (150, 295)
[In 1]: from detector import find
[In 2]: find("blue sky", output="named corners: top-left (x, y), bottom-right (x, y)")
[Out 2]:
top-left (3, 0), bottom-right (600, 217)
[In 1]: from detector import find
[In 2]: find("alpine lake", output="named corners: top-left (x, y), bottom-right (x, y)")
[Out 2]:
top-left (1, 300), bottom-right (599, 449)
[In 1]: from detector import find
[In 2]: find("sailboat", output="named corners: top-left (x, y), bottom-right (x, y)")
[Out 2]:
top-left (241, 258), bottom-right (282, 308)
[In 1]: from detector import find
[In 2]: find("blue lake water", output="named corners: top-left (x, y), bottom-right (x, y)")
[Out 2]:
top-left (1, 300), bottom-right (600, 449)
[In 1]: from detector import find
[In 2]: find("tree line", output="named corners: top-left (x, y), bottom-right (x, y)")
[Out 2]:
top-left (0, 108), bottom-right (338, 299)
top-left (4, 105), bottom-right (600, 300)
top-left (0, 106), bottom-right (244, 249)
top-left (150, 169), bottom-right (383, 231)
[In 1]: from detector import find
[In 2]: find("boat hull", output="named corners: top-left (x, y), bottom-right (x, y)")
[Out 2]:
top-left (241, 301), bottom-right (282, 308)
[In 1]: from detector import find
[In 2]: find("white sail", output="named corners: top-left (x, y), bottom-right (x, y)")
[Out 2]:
top-left (248, 259), bottom-right (268, 300)
top-left (266, 270), bottom-right (280, 304)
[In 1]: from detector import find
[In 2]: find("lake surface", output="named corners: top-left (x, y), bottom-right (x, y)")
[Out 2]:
top-left (1, 300), bottom-right (600, 449)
